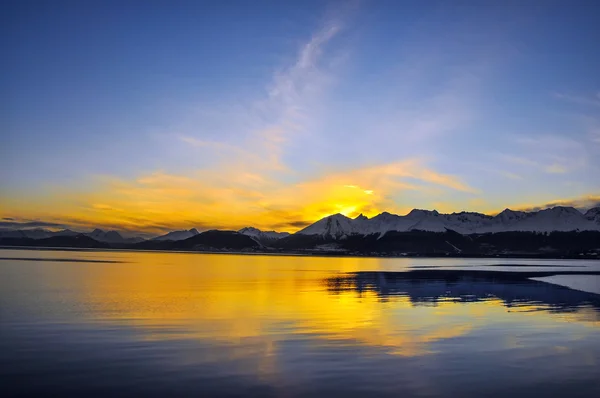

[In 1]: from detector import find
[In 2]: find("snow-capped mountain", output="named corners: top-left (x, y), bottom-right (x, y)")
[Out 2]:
top-left (238, 227), bottom-right (290, 245)
top-left (296, 213), bottom-right (363, 239)
top-left (584, 207), bottom-right (600, 225)
top-left (153, 228), bottom-right (200, 241)
top-left (296, 206), bottom-right (600, 239)
top-left (359, 212), bottom-right (416, 236)
top-left (494, 206), bottom-right (592, 233)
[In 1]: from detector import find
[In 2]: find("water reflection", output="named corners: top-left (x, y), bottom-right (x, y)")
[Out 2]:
top-left (326, 270), bottom-right (600, 314)
top-left (1, 251), bottom-right (600, 397)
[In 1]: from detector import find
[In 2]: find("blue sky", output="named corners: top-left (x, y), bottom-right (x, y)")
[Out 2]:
top-left (2, 0), bottom-right (599, 233)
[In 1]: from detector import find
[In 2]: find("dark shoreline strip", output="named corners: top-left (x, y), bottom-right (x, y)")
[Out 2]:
top-left (0, 257), bottom-right (124, 264)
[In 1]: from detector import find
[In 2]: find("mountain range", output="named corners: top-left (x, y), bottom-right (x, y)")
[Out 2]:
top-left (296, 206), bottom-right (600, 239)
top-left (0, 227), bottom-right (142, 243)
top-left (1, 206), bottom-right (599, 258)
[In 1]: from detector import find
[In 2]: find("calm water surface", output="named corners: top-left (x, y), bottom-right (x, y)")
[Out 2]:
top-left (1, 249), bottom-right (599, 397)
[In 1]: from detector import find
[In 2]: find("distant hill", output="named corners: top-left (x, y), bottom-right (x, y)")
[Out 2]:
top-left (85, 229), bottom-right (145, 244)
top-left (172, 230), bottom-right (261, 251)
top-left (0, 234), bottom-right (109, 248)
top-left (152, 228), bottom-right (199, 241)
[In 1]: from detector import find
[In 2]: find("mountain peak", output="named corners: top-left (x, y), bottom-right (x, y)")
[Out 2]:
top-left (540, 206), bottom-right (580, 215)
top-left (328, 213), bottom-right (350, 219)
top-left (376, 211), bottom-right (394, 218)
top-left (584, 207), bottom-right (600, 223)
top-left (408, 209), bottom-right (439, 217)
top-left (584, 207), bottom-right (600, 216)
top-left (239, 226), bottom-right (260, 233)
top-left (238, 226), bottom-right (289, 242)
top-left (105, 230), bottom-right (123, 239)
top-left (354, 213), bottom-right (368, 221)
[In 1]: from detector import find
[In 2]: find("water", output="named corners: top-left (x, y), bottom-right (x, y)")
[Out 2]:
top-left (1, 249), bottom-right (599, 397)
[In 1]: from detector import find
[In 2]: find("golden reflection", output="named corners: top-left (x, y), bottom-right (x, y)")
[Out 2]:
top-left (23, 251), bottom-right (588, 363)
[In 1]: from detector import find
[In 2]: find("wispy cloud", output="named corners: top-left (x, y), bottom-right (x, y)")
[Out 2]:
top-left (0, 220), bottom-right (69, 230)
top-left (544, 163), bottom-right (567, 174)
top-left (499, 135), bottom-right (588, 175)
top-left (172, 17), bottom-right (346, 182)
top-left (496, 171), bottom-right (524, 180)
top-left (554, 92), bottom-right (600, 108)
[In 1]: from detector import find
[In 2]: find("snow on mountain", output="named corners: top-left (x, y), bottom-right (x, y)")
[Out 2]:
top-left (404, 209), bottom-right (449, 233)
top-left (296, 213), bottom-right (364, 239)
top-left (238, 227), bottom-right (289, 241)
top-left (499, 206), bottom-right (594, 232)
top-left (443, 212), bottom-right (495, 233)
top-left (296, 206), bottom-right (600, 239)
top-left (584, 207), bottom-right (600, 224)
top-left (494, 209), bottom-right (529, 224)
top-left (153, 228), bottom-right (200, 241)
top-left (361, 212), bottom-right (415, 236)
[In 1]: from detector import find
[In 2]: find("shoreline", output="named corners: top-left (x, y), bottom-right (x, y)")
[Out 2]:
top-left (2, 245), bottom-right (600, 261)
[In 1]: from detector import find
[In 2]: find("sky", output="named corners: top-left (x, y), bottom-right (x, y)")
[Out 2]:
top-left (2, 0), bottom-right (600, 236)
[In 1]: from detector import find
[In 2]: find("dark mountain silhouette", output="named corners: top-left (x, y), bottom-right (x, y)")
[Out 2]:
top-left (171, 230), bottom-right (261, 250)
top-left (0, 234), bottom-right (109, 248)
top-left (272, 230), bottom-right (600, 257)
top-left (1, 229), bottom-right (599, 257)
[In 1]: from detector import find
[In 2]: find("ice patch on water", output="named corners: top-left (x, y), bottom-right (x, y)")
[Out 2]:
top-left (530, 275), bottom-right (600, 295)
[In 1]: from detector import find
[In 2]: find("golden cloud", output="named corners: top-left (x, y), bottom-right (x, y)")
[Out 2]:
top-left (0, 159), bottom-right (481, 234)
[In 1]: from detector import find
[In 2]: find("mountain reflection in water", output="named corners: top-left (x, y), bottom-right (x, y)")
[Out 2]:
top-left (326, 270), bottom-right (600, 314)
top-left (1, 250), bottom-right (599, 398)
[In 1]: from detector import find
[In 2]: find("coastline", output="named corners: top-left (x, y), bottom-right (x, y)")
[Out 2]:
top-left (2, 245), bottom-right (600, 260)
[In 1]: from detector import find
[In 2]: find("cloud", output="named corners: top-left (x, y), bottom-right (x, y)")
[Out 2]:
top-left (499, 135), bottom-right (588, 175)
top-left (170, 17), bottom-right (346, 184)
top-left (3, 22), bottom-right (352, 235)
top-left (92, 204), bottom-right (124, 212)
top-left (544, 163), bottom-right (567, 174)
top-left (513, 194), bottom-right (600, 213)
top-left (554, 92), bottom-right (600, 108)
top-left (496, 171), bottom-right (523, 180)
top-left (0, 220), bottom-right (69, 229)
top-left (416, 169), bottom-right (479, 194)
top-left (3, 157), bottom-right (480, 234)
top-left (270, 220), bottom-right (313, 230)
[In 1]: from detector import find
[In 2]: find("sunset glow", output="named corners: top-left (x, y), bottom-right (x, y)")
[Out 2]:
top-left (2, 2), bottom-right (599, 235)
